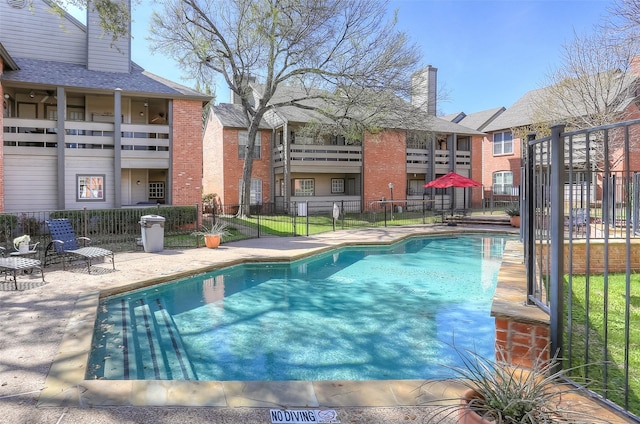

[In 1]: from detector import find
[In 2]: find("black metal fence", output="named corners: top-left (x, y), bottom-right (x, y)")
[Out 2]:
top-left (0, 205), bottom-right (202, 258)
top-left (525, 118), bottom-right (640, 420)
top-left (0, 196), bottom-right (515, 263)
top-left (211, 199), bottom-right (442, 238)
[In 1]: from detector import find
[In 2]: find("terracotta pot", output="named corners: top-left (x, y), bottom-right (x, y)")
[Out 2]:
top-left (510, 216), bottom-right (520, 227)
top-left (204, 234), bottom-right (221, 248)
top-left (458, 389), bottom-right (492, 424)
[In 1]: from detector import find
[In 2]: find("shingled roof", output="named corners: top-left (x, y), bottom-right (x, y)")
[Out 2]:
top-left (211, 103), bottom-right (271, 129)
top-left (455, 107), bottom-right (506, 132)
top-left (484, 69), bottom-right (639, 133)
top-left (2, 57), bottom-right (209, 100)
top-left (227, 83), bottom-right (485, 136)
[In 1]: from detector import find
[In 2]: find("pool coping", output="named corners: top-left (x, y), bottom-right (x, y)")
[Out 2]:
top-left (39, 229), bottom-right (511, 408)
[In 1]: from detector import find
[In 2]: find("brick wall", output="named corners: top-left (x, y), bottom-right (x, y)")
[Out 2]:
top-left (495, 317), bottom-right (550, 368)
top-left (482, 132), bottom-right (523, 193)
top-left (470, 134), bottom-right (483, 207)
top-left (362, 130), bottom-right (406, 208)
top-left (219, 128), bottom-right (272, 205)
top-left (492, 240), bottom-right (551, 369)
top-left (171, 99), bottom-right (203, 206)
top-left (537, 240), bottom-right (640, 274)
top-left (202, 113), bottom-right (225, 202)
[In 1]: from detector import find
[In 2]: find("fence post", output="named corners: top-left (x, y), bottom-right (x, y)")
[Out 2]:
top-left (292, 203), bottom-right (296, 237)
top-left (384, 203), bottom-right (388, 227)
top-left (195, 203), bottom-right (200, 230)
top-left (549, 124), bottom-right (566, 363)
top-left (341, 200), bottom-right (344, 230)
top-left (525, 133), bottom-right (536, 305)
top-left (306, 201), bottom-right (309, 236)
top-left (257, 213), bottom-right (261, 238)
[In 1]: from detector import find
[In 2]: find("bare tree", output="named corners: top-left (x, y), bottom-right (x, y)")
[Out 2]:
top-left (608, 0), bottom-right (640, 44)
top-left (539, 28), bottom-right (636, 129)
top-left (148, 0), bottom-right (422, 217)
top-left (530, 25), bottom-right (639, 170)
top-left (51, 0), bottom-right (132, 40)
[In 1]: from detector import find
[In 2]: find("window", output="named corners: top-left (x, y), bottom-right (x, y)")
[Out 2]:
top-left (330, 135), bottom-right (345, 146)
top-left (77, 175), bottom-right (105, 201)
top-left (293, 179), bottom-right (314, 196)
top-left (250, 179), bottom-right (262, 204)
top-left (493, 171), bottom-right (513, 195)
top-left (331, 178), bottom-right (345, 193)
top-left (408, 180), bottom-right (424, 195)
top-left (239, 179), bottom-right (262, 204)
top-left (68, 107), bottom-right (85, 121)
top-left (457, 137), bottom-right (470, 151)
top-left (149, 182), bottom-right (165, 199)
top-left (493, 131), bottom-right (513, 155)
top-left (238, 131), bottom-right (261, 159)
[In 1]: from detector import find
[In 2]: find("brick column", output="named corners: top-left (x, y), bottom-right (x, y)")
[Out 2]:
top-left (171, 99), bottom-right (204, 206)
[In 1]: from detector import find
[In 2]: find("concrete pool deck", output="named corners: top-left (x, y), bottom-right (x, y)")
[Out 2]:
top-left (0, 225), bottom-right (632, 423)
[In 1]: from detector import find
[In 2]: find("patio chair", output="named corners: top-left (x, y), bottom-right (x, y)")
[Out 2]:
top-left (0, 246), bottom-right (44, 290)
top-left (569, 208), bottom-right (588, 235)
top-left (44, 219), bottom-right (115, 273)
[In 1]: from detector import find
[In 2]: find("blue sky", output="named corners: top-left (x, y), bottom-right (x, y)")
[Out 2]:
top-left (391, 0), bottom-right (613, 115)
top-left (69, 0), bottom-right (613, 115)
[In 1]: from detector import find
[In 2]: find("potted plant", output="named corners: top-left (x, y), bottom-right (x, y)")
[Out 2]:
top-left (427, 346), bottom-right (602, 424)
top-left (13, 234), bottom-right (31, 253)
top-left (192, 221), bottom-right (230, 249)
top-left (505, 204), bottom-right (521, 227)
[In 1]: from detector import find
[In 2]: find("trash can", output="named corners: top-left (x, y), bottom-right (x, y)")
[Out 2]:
top-left (139, 214), bottom-right (165, 253)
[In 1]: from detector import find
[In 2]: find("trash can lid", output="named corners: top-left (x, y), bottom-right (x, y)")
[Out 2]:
top-left (140, 214), bottom-right (165, 222)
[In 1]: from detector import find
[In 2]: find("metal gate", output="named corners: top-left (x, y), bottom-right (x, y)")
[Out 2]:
top-left (525, 119), bottom-right (640, 420)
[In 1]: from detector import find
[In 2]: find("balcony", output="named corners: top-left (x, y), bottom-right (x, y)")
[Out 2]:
top-left (406, 148), bottom-right (471, 173)
top-left (3, 118), bottom-right (170, 165)
top-left (272, 144), bottom-right (362, 173)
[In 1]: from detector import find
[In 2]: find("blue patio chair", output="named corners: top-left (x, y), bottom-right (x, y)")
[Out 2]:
top-left (45, 219), bottom-right (115, 273)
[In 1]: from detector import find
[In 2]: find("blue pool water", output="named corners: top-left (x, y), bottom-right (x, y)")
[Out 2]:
top-left (87, 234), bottom-right (508, 381)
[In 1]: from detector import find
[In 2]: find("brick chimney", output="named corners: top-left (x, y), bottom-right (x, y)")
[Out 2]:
top-left (411, 65), bottom-right (437, 116)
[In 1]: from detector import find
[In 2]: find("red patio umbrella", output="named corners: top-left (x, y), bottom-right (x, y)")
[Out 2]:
top-left (424, 171), bottom-right (482, 189)
top-left (424, 172), bottom-right (482, 216)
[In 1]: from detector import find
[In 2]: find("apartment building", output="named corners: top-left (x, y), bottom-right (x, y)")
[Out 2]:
top-left (0, 0), bottom-right (211, 212)
top-left (203, 67), bottom-right (485, 213)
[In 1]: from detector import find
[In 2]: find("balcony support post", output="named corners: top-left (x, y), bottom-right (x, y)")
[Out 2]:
top-left (56, 86), bottom-right (66, 210)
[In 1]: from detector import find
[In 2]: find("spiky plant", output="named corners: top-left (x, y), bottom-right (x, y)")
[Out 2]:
top-left (424, 345), bottom-right (610, 423)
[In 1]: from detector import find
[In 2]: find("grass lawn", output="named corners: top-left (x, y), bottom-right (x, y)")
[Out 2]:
top-left (225, 212), bottom-right (438, 236)
top-left (566, 272), bottom-right (640, 414)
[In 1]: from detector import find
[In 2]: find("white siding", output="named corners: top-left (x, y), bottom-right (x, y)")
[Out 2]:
top-left (0, 1), bottom-right (86, 64)
top-left (3, 151), bottom-right (58, 212)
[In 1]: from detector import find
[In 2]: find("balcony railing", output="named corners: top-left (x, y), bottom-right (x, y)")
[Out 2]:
top-left (3, 119), bottom-right (169, 154)
top-left (272, 144), bottom-right (363, 168)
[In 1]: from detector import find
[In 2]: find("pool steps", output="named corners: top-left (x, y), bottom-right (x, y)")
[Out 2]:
top-left (101, 297), bottom-right (196, 380)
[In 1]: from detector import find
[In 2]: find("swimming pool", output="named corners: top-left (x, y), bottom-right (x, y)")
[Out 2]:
top-left (87, 234), bottom-right (508, 381)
